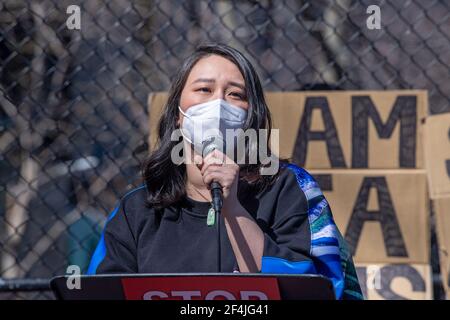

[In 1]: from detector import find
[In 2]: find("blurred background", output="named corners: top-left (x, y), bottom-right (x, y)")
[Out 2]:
top-left (0, 0), bottom-right (449, 299)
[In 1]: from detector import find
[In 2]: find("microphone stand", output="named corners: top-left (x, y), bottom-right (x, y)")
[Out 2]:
top-left (203, 137), bottom-right (224, 273)
top-left (210, 181), bottom-right (223, 273)
top-left (217, 206), bottom-right (221, 273)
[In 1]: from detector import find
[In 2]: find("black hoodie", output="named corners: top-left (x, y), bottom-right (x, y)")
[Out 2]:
top-left (87, 163), bottom-right (363, 299)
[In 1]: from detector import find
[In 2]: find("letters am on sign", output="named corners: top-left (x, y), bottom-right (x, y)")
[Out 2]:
top-left (265, 90), bottom-right (427, 169)
top-left (311, 170), bottom-right (429, 264)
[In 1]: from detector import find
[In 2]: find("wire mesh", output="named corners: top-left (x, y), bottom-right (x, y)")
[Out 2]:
top-left (1, 0), bottom-right (449, 299)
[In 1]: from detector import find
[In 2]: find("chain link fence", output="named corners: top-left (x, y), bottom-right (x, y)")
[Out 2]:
top-left (0, 0), bottom-right (449, 299)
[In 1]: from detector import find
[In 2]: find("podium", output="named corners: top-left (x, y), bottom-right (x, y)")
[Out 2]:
top-left (50, 273), bottom-right (335, 300)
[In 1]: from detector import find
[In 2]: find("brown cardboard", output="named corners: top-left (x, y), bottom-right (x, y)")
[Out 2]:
top-left (147, 92), bottom-right (169, 152)
top-left (355, 263), bottom-right (432, 300)
top-left (434, 197), bottom-right (450, 299)
top-left (267, 91), bottom-right (427, 169)
top-left (309, 169), bottom-right (429, 264)
top-left (425, 113), bottom-right (450, 199)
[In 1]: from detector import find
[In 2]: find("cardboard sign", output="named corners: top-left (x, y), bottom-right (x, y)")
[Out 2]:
top-left (434, 197), bottom-right (450, 299)
top-left (147, 91), bottom-right (427, 169)
top-left (425, 113), bottom-right (450, 199)
top-left (268, 91), bottom-right (427, 169)
top-left (310, 170), bottom-right (429, 264)
top-left (356, 264), bottom-right (432, 300)
top-left (121, 276), bottom-right (280, 300)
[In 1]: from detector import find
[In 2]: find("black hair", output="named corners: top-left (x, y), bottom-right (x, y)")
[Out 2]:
top-left (142, 43), bottom-right (285, 209)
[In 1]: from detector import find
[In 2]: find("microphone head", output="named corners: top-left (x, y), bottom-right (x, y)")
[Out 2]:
top-left (202, 136), bottom-right (225, 158)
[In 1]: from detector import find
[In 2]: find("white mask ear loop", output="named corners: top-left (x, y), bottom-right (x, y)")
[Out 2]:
top-left (178, 105), bottom-right (188, 117)
top-left (178, 106), bottom-right (193, 144)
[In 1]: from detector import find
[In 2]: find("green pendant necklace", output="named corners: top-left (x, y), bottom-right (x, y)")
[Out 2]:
top-left (207, 205), bottom-right (215, 226)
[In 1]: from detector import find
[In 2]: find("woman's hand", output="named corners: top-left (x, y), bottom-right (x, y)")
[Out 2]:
top-left (195, 149), bottom-right (241, 215)
top-left (195, 149), bottom-right (264, 272)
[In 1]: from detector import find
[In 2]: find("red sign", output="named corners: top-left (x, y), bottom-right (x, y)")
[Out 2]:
top-left (121, 276), bottom-right (281, 300)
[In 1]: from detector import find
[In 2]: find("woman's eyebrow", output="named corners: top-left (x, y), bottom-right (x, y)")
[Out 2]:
top-left (191, 78), bottom-right (245, 90)
top-left (228, 81), bottom-right (245, 90)
top-left (192, 78), bottom-right (215, 84)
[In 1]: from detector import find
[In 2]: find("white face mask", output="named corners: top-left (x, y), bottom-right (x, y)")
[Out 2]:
top-left (178, 98), bottom-right (247, 154)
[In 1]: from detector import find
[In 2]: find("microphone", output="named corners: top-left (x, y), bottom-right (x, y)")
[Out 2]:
top-left (202, 136), bottom-right (224, 217)
top-left (202, 135), bottom-right (224, 273)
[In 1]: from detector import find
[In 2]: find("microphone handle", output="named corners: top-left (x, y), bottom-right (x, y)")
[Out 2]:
top-left (210, 181), bottom-right (223, 214)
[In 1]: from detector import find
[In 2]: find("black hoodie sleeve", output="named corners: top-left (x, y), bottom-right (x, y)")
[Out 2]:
top-left (257, 165), bottom-right (315, 273)
top-left (257, 163), bottom-right (363, 300)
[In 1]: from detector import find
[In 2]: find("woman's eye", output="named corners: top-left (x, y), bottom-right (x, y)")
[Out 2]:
top-left (230, 92), bottom-right (245, 99)
top-left (196, 87), bottom-right (211, 93)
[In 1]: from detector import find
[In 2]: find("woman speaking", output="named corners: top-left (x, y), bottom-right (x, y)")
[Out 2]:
top-left (87, 43), bottom-right (363, 300)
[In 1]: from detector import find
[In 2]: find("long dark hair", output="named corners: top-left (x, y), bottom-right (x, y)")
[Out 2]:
top-left (142, 43), bottom-right (285, 210)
